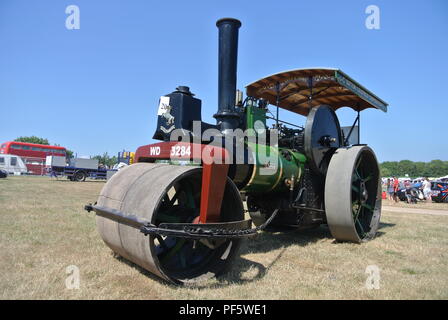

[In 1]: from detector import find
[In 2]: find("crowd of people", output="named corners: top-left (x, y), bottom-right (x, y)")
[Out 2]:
top-left (384, 177), bottom-right (432, 204)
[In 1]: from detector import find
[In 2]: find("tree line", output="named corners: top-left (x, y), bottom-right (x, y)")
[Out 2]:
top-left (91, 153), bottom-right (117, 168)
top-left (380, 160), bottom-right (448, 178)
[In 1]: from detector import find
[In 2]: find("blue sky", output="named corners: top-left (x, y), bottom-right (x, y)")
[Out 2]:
top-left (0, 0), bottom-right (447, 162)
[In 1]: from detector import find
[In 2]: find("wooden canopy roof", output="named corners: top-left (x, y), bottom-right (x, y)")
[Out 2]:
top-left (245, 68), bottom-right (388, 116)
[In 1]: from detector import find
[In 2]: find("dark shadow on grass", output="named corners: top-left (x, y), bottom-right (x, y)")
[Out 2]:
top-left (372, 222), bottom-right (395, 239)
top-left (182, 227), bottom-right (332, 288)
top-left (379, 222), bottom-right (395, 230)
top-left (240, 225), bottom-right (333, 255)
top-left (111, 246), bottom-right (271, 289)
top-left (109, 237), bottom-right (290, 289)
top-left (214, 247), bottom-right (287, 285)
top-left (112, 249), bottom-right (271, 289)
top-left (108, 223), bottom-right (389, 288)
top-left (375, 231), bottom-right (386, 238)
top-left (190, 247), bottom-right (289, 289)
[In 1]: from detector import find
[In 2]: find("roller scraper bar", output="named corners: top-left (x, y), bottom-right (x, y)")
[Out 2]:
top-left (85, 204), bottom-right (279, 239)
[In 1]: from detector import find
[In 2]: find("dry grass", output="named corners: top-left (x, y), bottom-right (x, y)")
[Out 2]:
top-left (1, 176), bottom-right (447, 300)
top-left (382, 198), bottom-right (448, 211)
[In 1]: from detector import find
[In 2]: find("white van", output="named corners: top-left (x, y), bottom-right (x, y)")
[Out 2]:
top-left (0, 154), bottom-right (27, 175)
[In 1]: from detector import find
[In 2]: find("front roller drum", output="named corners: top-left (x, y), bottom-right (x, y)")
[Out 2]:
top-left (324, 146), bottom-right (382, 243)
top-left (96, 163), bottom-right (244, 284)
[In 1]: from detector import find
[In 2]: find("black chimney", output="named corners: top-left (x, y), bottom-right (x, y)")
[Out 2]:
top-left (214, 18), bottom-right (241, 133)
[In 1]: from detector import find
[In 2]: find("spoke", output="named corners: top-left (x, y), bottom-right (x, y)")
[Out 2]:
top-left (160, 239), bottom-right (186, 263)
top-left (358, 205), bottom-right (366, 221)
top-left (159, 194), bottom-right (172, 211)
top-left (155, 235), bottom-right (169, 251)
top-left (355, 155), bottom-right (365, 184)
top-left (352, 202), bottom-right (362, 220)
top-left (168, 189), bottom-right (180, 206)
top-left (354, 168), bottom-right (362, 181)
top-left (352, 184), bottom-right (360, 193)
top-left (361, 202), bottom-right (374, 211)
top-left (356, 218), bottom-right (366, 238)
top-left (355, 154), bottom-right (363, 171)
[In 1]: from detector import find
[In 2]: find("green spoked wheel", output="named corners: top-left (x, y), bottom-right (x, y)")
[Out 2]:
top-left (96, 163), bottom-right (244, 284)
top-left (324, 146), bottom-right (382, 243)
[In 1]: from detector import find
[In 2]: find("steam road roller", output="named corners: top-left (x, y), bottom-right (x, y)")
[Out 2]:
top-left (85, 18), bottom-right (388, 284)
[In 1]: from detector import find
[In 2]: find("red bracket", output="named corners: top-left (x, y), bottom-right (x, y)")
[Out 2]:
top-left (134, 142), bottom-right (230, 223)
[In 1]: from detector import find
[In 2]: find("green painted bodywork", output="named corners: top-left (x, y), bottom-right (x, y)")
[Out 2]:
top-left (243, 102), bottom-right (306, 193)
top-left (242, 142), bottom-right (306, 193)
top-left (245, 102), bottom-right (267, 136)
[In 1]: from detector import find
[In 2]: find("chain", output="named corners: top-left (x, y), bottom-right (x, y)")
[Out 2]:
top-left (182, 209), bottom-right (280, 238)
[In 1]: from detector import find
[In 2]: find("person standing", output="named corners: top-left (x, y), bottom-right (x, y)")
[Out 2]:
top-left (393, 176), bottom-right (400, 203)
top-left (422, 177), bottom-right (432, 203)
top-left (404, 179), bottom-right (412, 204)
top-left (387, 178), bottom-right (394, 200)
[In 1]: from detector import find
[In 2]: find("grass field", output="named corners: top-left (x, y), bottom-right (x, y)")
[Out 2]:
top-left (1, 176), bottom-right (447, 300)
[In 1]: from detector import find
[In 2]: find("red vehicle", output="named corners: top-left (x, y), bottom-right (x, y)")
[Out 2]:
top-left (0, 141), bottom-right (66, 175)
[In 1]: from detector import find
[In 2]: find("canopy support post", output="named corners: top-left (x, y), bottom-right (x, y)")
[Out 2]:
top-left (275, 82), bottom-right (280, 129)
top-left (357, 105), bottom-right (360, 144)
top-left (308, 76), bottom-right (313, 109)
top-left (344, 110), bottom-right (360, 146)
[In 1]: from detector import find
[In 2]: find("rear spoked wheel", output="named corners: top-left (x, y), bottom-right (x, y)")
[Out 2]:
top-left (325, 146), bottom-right (381, 243)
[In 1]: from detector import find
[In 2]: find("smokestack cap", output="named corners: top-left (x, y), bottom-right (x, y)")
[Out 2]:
top-left (216, 18), bottom-right (241, 28)
top-left (175, 86), bottom-right (194, 96)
